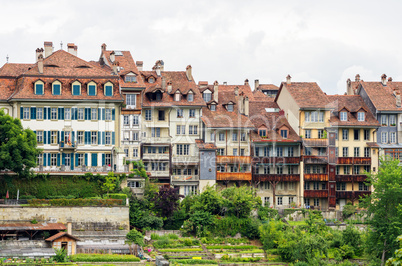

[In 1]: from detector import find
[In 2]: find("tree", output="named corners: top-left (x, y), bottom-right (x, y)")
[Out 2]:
top-left (126, 228), bottom-right (144, 247)
top-left (361, 157), bottom-right (402, 265)
top-left (386, 235), bottom-right (402, 266)
top-left (152, 186), bottom-right (183, 218)
top-left (0, 109), bottom-right (41, 176)
top-left (102, 172), bottom-right (117, 194)
top-left (190, 184), bottom-right (224, 215)
top-left (221, 185), bottom-right (261, 218)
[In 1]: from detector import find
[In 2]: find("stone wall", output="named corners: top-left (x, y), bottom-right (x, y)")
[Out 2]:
top-left (0, 206), bottom-right (129, 231)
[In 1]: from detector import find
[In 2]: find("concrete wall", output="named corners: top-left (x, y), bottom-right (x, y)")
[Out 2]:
top-left (0, 206), bottom-right (129, 230)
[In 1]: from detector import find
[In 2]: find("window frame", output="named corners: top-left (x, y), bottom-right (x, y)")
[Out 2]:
top-left (104, 82), bottom-right (114, 97)
top-left (72, 81), bottom-right (81, 96)
top-left (52, 81), bottom-right (62, 95)
top-left (87, 82), bottom-right (97, 96)
top-left (340, 111), bottom-right (347, 121)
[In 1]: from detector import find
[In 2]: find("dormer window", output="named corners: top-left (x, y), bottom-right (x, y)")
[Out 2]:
top-left (87, 81), bottom-right (97, 96)
top-left (175, 91), bottom-right (181, 101)
top-left (259, 129), bottom-right (266, 137)
top-left (72, 81), bottom-right (81, 96)
top-left (148, 77), bottom-right (155, 83)
top-left (357, 112), bottom-right (365, 121)
top-left (125, 74), bottom-right (137, 83)
top-left (227, 103), bottom-right (234, 112)
top-left (52, 81), bottom-right (61, 95)
top-left (340, 111), bottom-right (347, 121)
top-left (104, 82), bottom-right (113, 96)
top-left (210, 104), bottom-right (216, 111)
top-left (34, 80), bottom-right (44, 95)
top-left (188, 91), bottom-right (194, 102)
top-left (280, 129), bottom-right (288, 138)
top-left (155, 90), bottom-right (162, 101)
top-left (203, 90), bottom-right (212, 102)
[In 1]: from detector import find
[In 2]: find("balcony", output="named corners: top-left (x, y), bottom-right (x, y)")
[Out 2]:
top-left (216, 156), bottom-right (251, 164)
top-left (252, 157), bottom-right (301, 165)
top-left (216, 172), bottom-right (252, 181)
top-left (253, 174), bottom-right (300, 182)
top-left (336, 191), bottom-right (371, 199)
top-left (59, 141), bottom-right (76, 152)
top-left (337, 157), bottom-right (371, 165)
top-left (171, 175), bottom-right (200, 182)
top-left (304, 173), bottom-right (328, 182)
top-left (303, 138), bottom-right (328, 147)
top-left (148, 170), bottom-right (170, 177)
top-left (335, 175), bottom-right (368, 182)
top-left (142, 137), bottom-right (171, 144)
top-left (31, 165), bottom-right (124, 174)
top-left (142, 153), bottom-right (170, 161)
top-left (304, 190), bottom-right (328, 198)
top-left (304, 156), bottom-right (328, 164)
top-left (172, 156), bottom-right (199, 165)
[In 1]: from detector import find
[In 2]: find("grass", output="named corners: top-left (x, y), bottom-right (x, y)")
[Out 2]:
top-left (70, 254), bottom-right (140, 262)
top-left (158, 248), bottom-right (203, 252)
top-left (213, 249), bottom-right (264, 254)
top-left (287, 220), bottom-right (307, 226)
top-left (206, 245), bottom-right (259, 250)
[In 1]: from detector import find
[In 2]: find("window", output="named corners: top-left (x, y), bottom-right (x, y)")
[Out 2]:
top-left (155, 91), bottom-right (162, 101)
top-left (51, 131), bottom-right (58, 144)
top-left (189, 125), bottom-right (198, 135)
top-left (305, 147), bottom-right (312, 156)
top-left (210, 132), bottom-right (215, 141)
top-left (335, 147), bottom-right (339, 157)
top-left (64, 108), bottom-right (71, 120)
top-left (390, 115), bottom-right (396, 126)
top-left (381, 132), bottom-right (388, 143)
top-left (287, 147), bottom-right (294, 157)
top-left (105, 109), bottom-right (111, 120)
top-left (319, 111), bottom-right (324, 122)
top-left (51, 154), bottom-right (57, 166)
top-left (240, 148), bottom-right (245, 156)
top-left (304, 181), bottom-right (310, 190)
top-left (259, 129), bottom-right (266, 137)
top-left (364, 147), bottom-right (370, 157)
top-left (340, 111), bottom-right (347, 121)
top-left (342, 129), bottom-right (349, 140)
top-left (342, 147), bottom-right (348, 157)
top-left (177, 109), bottom-right (183, 118)
top-left (176, 125), bottom-right (185, 135)
top-left (105, 154), bottom-right (112, 166)
top-left (354, 147), bottom-right (360, 157)
top-left (151, 127), bottom-right (161, 137)
top-left (37, 154), bottom-right (43, 165)
top-left (233, 148), bottom-right (238, 156)
top-left (72, 84), bottom-right (81, 96)
top-left (381, 115), bottom-right (387, 126)
top-left (77, 131), bottom-right (84, 145)
top-left (133, 148), bottom-right (138, 157)
top-left (105, 85), bottom-right (113, 96)
top-left (105, 132), bottom-right (111, 145)
top-left (36, 131), bottom-right (43, 143)
top-left (189, 109), bottom-right (195, 118)
top-left (336, 182), bottom-right (346, 191)
top-left (91, 108), bottom-right (97, 120)
top-left (318, 129), bottom-right (324, 139)
top-left (219, 133), bottom-right (225, 141)
top-left (91, 132), bottom-right (97, 145)
top-left (264, 197), bottom-right (270, 207)
top-left (123, 115), bottom-right (129, 126)
top-left (364, 129), bottom-right (370, 140)
top-left (305, 129), bottom-right (311, 139)
top-left (23, 107), bottom-right (30, 119)
top-left (87, 84), bottom-right (96, 96)
top-left (289, 197), bottom-right (294, 205)
top-left (64, 131), bottom-right (70, 144)
top-left (304, 198), bottom-right (310, 207)
top-left (175, 91), bottom-right (181, 101)
top-left (203, 91), bottom-right (211, 102)
top-left (390, 132), bottom-right (396, 143)
top-left (357, 112), bottom-right (365, 121)
top-left (314, 198), bottom-right (320, 206)
top-left (232, 132), bottom-right (238, 141)
top-left (127, 180), bottom-right (142, 188)
top-left (277, 197), bottom-right (283, 205)
top-left (124, 148), bottom-right (129, 157)
top-left (126, 94), bottom-right (136, 107)
top-left (276, 166), bottom-right (283, 174)
top-left (264, 166), bottom-right (270, 174)
top-left (276, 146), bottom-right (283, 157)
top-left (359, 182), bottom-right (369, 191)
top-left (125, 75), bottom-right (137, 83)
top-left (133, 132), bottom-right (139, 141)
top-left (37, 108), bottom-right (43, 120)
top-left (188, 92), bottom-right (194, 102)
top-left (217, 165), bottom-right (225, 172)
top-left (354, 129), bottom-right (360, 140)
top-left (133, 115), bottom-right (139, 125)
top-left (241, 133), bottom-right (246, 141)
top-left (177, 144), bottom-right (190, 155)
top-left (288, 165), bottom-right (294, 174)
top-left (123, 131), bottom-right (129, 141)
top-left (35, 82), bottom-right (44, 95)
top-left (184, 185), bottom-right (197, 196)
top-left (364, 165), bottom-right (370, 172)
top-left (53, 83), bottom-right (61, 95)
top-left (354, 165), bottom-right (360, 174)
top-left (336, 166), bottom-right (340, 175)
top-left (281, 130), bottom-right (288, 138)
top-left (305, 112), bottom-right (310, 122)
top-left (344, 165), bottom-right (350, 174)
top-left (148, 77), bottom-right (155, 83)
top-left (217, 148), bottom-right (225, 155)
top-left (156, 110), bottom-right (164, 121)
top-left (227, 103), bottom-right (234, 112)
top-left (210, 104), bottom-right (216, 111)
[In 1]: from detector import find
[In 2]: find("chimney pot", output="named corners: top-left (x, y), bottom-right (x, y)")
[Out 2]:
top-left (355, 74), bottom-right (360, 82)
top-left (286, 74), bottom-right (291, 85)
top-left (213, 81), bottom-right (219, 102)
top-left (244, 96), bottom-right (249, 116)
top-left (101, 43), bottom-right (107, 51)
top-left (388, 77), bottom-right (393, 82)
top-left (44, 42), bottom-right (53, 58)
top-left (35, 48), bottom-right (44, 62)
top-left (346, 78), bottom-right (353, 95)
top-left (67, 43), bottom-right (77, 56)
top-left (254, 79), bottom-right (260, 90)
top-left (167, 81), bottom-right (172, 94)
top-left (162, 76), bottom-right (166, 90)
top-left (38, 54), bottom-right (44, 74)
top-left (110, 51), bottom-right (115, 63)
top-left (186, 65), bottom-right (192, 81)
top-left (381, 74), bottom-right (387, 86)
top-left (244, 79), bottom-right (249, 85)
top-left (234, 87), bottom-right (239, 96)
top-left (136, 61), bottom-right (143, 71)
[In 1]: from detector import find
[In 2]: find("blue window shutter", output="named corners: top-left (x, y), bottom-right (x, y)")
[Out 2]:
top-left (44, 107), bottom-right (47, 120)
top-left (85, 153), bottom-right (88, 166)
top-left (102, 154), bottom-right (105, 166)
top-left (112, 132), bottom-right (115, 145)
top-left (61, 131), bottom-right (65, 144)
top-left (47, 153), bottom-right (51, 166)
top-left (58, 108), bottom-right (61, 120)
top-left (71, 108), bottom-right (75, 120)
top-left (43, 153), bottom-right (47, 166)
top-left (33, 107), bottom-right (36, 119)
top-left (62, 153), bottom-right (65, 165)
top-left (92, 153), bottom-right (98, 166)
top-left (43, 132), bottom-right (47, 144)
top-left (57, 153), bottom-right (60, 166)
top-left (30, 107), bottom-right (34, 119)
top-left (102, 108), bottom-right (105, 120)
top-left (48, 108), bottom-right (51, 120)
top-left (102, 132), bottom-right (105, 145)
top-left (72, 131), bottom-right (75, 142)
top-left (98, 131), bottom-right (101, 145)
top-left (85, 108), bottom-right (88, 120)
top-left (112, 109), bottom-right (115, 120)
top-left (71, 153), bottom-right (74, 170)
top-left (61, 108), bottom-right (64, 120)
top-left (57, 131), bottom-right (60, 144)
top-left (75, 108), bottom-right (78, 120)
top-left (98, 108), bottom-right (101, 121)
top-left (88, 108), bottom-right (91, 120)
top-left (84, 132), bottom-right (88, 145)
top-left (20, 107), bottom-right (23, 119)
top-left (47, 131), bottom-right (51, 144)
top-left (75, 153), bottom-right (79, 166)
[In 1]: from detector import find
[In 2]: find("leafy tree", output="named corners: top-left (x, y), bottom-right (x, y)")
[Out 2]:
top-left (53, 248), bottom-right (68, 262)
top-left (126, 228), bottom-right (144, 246)
top-left (0, 109), bottom-right (41, 176)
top-left (342, 225), bottom-right (363, 256)
top-left (221, 185), bottom-right (261, 218)
top-left (184, 210), bottom-right (213, 237)
top-left (191, 184), bottom-right (224, 215)
top-left (386, 235), bottom-right (402, 265)
top-left (361, 158), bottom-right (402, 265)
top-left (152, 186), bottom-right (183, 218)
top-left (101, 172), bottom-right (118, 194)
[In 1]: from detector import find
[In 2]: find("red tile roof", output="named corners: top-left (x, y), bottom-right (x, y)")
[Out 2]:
top-left (0, 78), bottom-right (17, 100)
top-left (0, 63), bottom-right (33, 77)
top-left (276, 82), bottom-right (330, 109)
top-left (359, 81), bottom-right (402, 111)
top-left (0, 223), bottom-right (66, 231)
top-left (45, 232), bottom-right (80, 242)
top-left (195, 139), bottom-right (217, 149)
top-left (252, 89), bottom-right (275, 101)
top-left (257, 84), bottom-right (279, 91)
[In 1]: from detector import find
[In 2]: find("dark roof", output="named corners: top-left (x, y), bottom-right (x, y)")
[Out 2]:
top-left (46, 232), bottom-right (80, 242)
top-left (0, 223), bottom-right (66, 231)
top-left (276, 82), bottom-right (330, 109)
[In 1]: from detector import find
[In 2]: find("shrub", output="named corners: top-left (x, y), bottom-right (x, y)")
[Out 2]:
top-left (342, 225), bottom-right (363, 256)
top-left (137, 215), bottom-right (163, 230)
top-left (70, 254), bottom-right (140, 262)
top-left (126, 229), bottom-right (144, 246)
top-left (206, 245), bottom-right (258, 250)
top-left (28, 198), bottom-right (123, 207)
top-left (167, 233), bottom-right (179, 240)
top-left (339, 244), bottom-right (355, 259)
top-left (221, 256), bottom-right (261, 262)
top-left (104, 193), bottom-right (127, 200)
top-left (150, 233), bottom-right (160, 240)
top-left (342, 203), bottom-right (357, 219)
top-left (169, 259), bottom-right (218, 264)
top-left (53, 248), bottom-right (68, 262)
top-left (158, 248), bottom-right (203, 252)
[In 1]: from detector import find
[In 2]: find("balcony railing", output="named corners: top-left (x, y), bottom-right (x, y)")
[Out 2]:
top-left (172, 156), bottom-right (199, 165)
top-left (142, 137), bottom-right (171, 144)
top-left (252, 157), bottom-right (301, 165)
top-left (216, 156), bottom-right (251, 164)
top-left (304, 156), bottom-right (328, 164)
top-left (337, 157), bottom-right (371, 165)
top-left (303, 138), bottom-right (328, 147)
top-left (216, 172), bottom-right (252, 181)
top-left (148, 170), bottom-right (170, 177)
top-left (336, 191), bottom-right (371, 199)
top-left (32, 165), bottom-right (117, 173)
top-left (335, 174), bottom-right (368, 182)
top-left (171, 175), bottom-right (200, 182)
top-left (304, 190), bottom-right (328, 198)
top-left (253, 174), bottom-right (300, 182)
top-left (142, 153), bottom-right (170, 161)
top-left (59, 141), bottom-right (76, 151)
top-left (304, 173), bottom-right (328, 182)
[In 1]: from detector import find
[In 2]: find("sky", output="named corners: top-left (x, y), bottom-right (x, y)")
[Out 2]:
top-left (1, 0), bottom-right (402, 95)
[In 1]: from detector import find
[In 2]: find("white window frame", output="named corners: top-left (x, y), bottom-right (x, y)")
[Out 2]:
top-left (91, 131), bottom-right (97, 145)
top-left (51, 108), bottom-right (57, 120)
top-left (126, 94), bottom-right (136, 108)
top-left (105, 132), bottom-right (111, 145)
top-left (340, 111), bottom-right (347, 121)
top-left (23, 107), bottom-right (30, 119)
top-left (381, 132), bottom-right (388, 143)
top-left (357, 112), bottom-right (365, 121)
top-left (390, 132), bottom-right (396, 143)
top-left (91, 108), bottom-right (97, 120)
top-left (105, 109), bottom-right (111, 120)
top-left (133, 148), bottom-right (138, 157)
top-left (36, 131), bottom-right (43, 143)
top-left (77, 131), bottom-right (84, 145)
top-left (123, 115), bottom-right (129, 126)
top-left (64, 108), bottom-right (71, 120)
top-left (37, 107), bottom-right (43, 120)
top-left (78, 108), bottom-right (84, 120)
top-left (133, 115), bottom-right (139, 125)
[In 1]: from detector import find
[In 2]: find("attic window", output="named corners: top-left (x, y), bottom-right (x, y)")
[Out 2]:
top-left (259, 130), bottom-right (266, 137)
top-left (155, 91), bottom-right (162, 101)
top-left (87, 82), bottom-right (97, 96)
top-left (72, 81), bottom-right (81, 96)
top-left (188, 91), bottom-right (194, 102)
top-left (227, 103), bottom-right (234, 112)
top-left (210, 104), bottom-right (216, 111)
top-left (340, 111), bottom-right (347, 121)
top-left (125, 75), bottom-right (137, 83)
top-left (357, 112), bottom-right (365, 121)
top-left (44, 64), bottom-right (59, 68)
top-left (175, 91), bottom-right (181, 101)
top-left (52, 81), bottom-right (61, 95)
top-left (34, 81), bottom-right (44, 95)
top-left (203, 90), bottom-right (212, 102)
top-left (76, 65), bottom-right (90, 69)
top-left (280, 129), bottom-right (288, 139)
top-left (104, 82), bottom-right (114, 96)
top-left (148, 77), bottom-right (155, 83)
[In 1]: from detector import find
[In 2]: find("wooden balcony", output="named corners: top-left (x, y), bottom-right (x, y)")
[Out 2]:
top-left (304, 156), bottom-right (328, 164)
top-left (335, 175), bottom-right (368, 182)
top-left (216, 156), bottom-right (251, 164)
top-left (337, 157), bottom-right (371, 165)
top-left (216, 172), bottom-right (252, 181)
top-left (303, 138), bottom-right (328, 147)
top-left (336, 191), bottom-right (371, 199)
top-left (252, 157), bottom-right (301, 165)
top-left (253, 174), bottom-right (300, 182)
top-left (304, 173), bottom-right (328, 182)
top-left (304, 190), bottom-right (328, 198)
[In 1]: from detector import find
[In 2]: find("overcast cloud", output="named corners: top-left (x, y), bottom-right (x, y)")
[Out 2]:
top-left (1, 0), bottom-right (402, 94)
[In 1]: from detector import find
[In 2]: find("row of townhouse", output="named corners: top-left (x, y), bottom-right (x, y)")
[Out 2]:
top-left (0, 42), bottom-right (399, 210)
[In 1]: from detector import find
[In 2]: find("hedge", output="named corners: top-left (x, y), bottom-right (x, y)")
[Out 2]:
top-left (104, 193), bottom-right (127, 200)
top-left (206, 245), bottom-right (259, 250)
top-left (169, 259), bottom-right (218, 264)
top-left (70, 254), bottom-right (140, 262)
top-left (158, 248), bottom-right (203, 252)
top-left (28, 198), bottom-right (124, 207)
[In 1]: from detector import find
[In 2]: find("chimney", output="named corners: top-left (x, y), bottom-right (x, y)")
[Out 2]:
top-left (136, 61), bottom-right (143, 71)
top-left (112, 61), bottom-right (119, 74)
top-left (153, 60), bottom-right (163, 76)
top-left (355, 74), bottom-right (360, 82)
top-left (244, 79), bottom-right (249, 85)
top-left (396, 92), bottom-right (401, 108)
top-left (44, 42), bottom-right (53, 58)
top-left (67, 222), bottom-right (72, 235)
top-left (388, 77), bottom-right (393, 82)
top-left (239, 93), bottom-right (244, 114)
top-left (101, 43), bottom-right (107, 52)
top-left (346, 78), bottom-right (353, 95)
top-left (186, 65), bottom-right (193, 81)
top-left (110, 51), bottom-right (115, 63)
top-left (38, 54), bottom-right (44, 74)
top-left (223, 82), bottom-right (227, 85)
top-left (162, 76), bottom-right (166, 91)
top-left (286, 74), bottom-right (291, 85)
top-left (244, 96), bottom-right (249, 116)
top-left (213, 80), bottom-right (219, 102)
top-left (167, 81), bottom-right (173, 94)
top-left (234, 86), bottom-right (239, 96)
top-left (67, 43), bottom-right (77, 56)
top-left (381, 74), bottom-right (387, 86)
top-left (254, 79), bottom-right (260, 90)
top-left (35, 48), bottom-right (44, 62)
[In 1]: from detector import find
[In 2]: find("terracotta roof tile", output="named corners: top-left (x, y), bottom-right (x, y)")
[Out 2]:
top-left (45, 232), bottom-right (80, 242)
top-left (359, 81), bottom-right (402, 111)
top-left (0, 78), bottom-right (16, 100)
top-left (257, 84), bottom-right (279, 91)
top-left (277, 82), bottom-right (330, 109)
top-left (195, 139), bottom-right (217, 149)
top-left (0, 63), bottom-right (33, 77)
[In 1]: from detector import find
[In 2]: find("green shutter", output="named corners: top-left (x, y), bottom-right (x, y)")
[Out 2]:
top-left (43, 153), bottom-right (47, 166)
top-left (57, 154), bottom-right (60, 166)
top-left (92, 153), bottom-right (98, 167)
top-left (102, 154), bottom-right (105, 166)
top-left (20, 107), bottom-right (23, 119)
top-left (85, 153), bottom-right (88, 166)
top-left (62, 153), bottom-right (65, 165)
